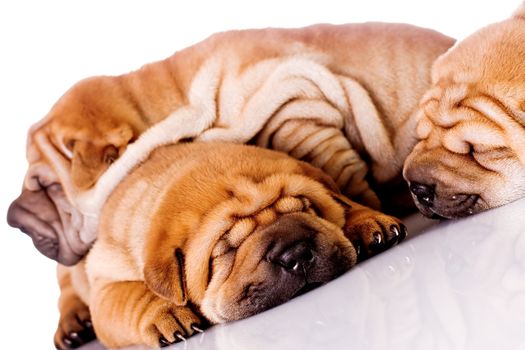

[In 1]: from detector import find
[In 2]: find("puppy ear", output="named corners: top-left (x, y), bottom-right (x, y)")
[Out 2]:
top-left (330, 192), bottom-right (354, 211)
top-left (71, 142), bottom-right (116, 190)
top-left (70, 124), bottom-right (133, 190)
top-left (106, 124), bottom-right (134, 149)
top-left (144, 246), bottom-right (188, 306)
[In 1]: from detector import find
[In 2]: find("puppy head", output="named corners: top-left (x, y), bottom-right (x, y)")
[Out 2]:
top-left (142, 158), bottom-right (356, 323)
top-left (7, 76), bottom-right (137, 264)
top-left (46, 76), bottom-right (136, 190)
top-left (403, 10), bottom-right (525, 218)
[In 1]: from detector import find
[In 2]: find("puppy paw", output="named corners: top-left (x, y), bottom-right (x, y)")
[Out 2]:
top-left (54, 300), bottom-right (96, 350)
top-left (139, 303), bottom-right (207, 348)
top-left (343, 209), bottom-right (407, 261)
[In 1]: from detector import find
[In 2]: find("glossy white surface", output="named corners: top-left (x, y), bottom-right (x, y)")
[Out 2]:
top-left (80, 197), bottom-right (525, 350)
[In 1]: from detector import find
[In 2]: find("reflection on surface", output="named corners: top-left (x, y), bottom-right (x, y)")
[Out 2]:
top-left (81, 198), bottom-right (525, 350)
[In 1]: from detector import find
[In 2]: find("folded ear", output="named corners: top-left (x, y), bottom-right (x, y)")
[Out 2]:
top-left (71, 141), bottom-right (116, 190)
top-left (330, 191), bottom-right (354, 212)
top-left (106, 124), bottom-right (134, 148)
top-left (144, 245), bottom-right (188, 306)
top-left (70, 124), bottom-right (133, 190)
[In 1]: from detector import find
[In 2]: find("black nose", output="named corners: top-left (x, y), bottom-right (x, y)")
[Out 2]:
top-left (270, 241), bottom-right (315, 272)
top-left (409, 182), bottom-right (435, 207)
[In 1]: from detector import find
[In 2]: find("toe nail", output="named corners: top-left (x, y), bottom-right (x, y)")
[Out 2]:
top-left (373, 232), bottom-right (382, 244)
top-left (354, 240), bottom-right (368, 262)
top-left (159, 336), bottom-right (171, 347)
top-left (175, 332), bottom-right (187, 342)
top-left (390, 225), bottom-right (400, 237)
top-left (63, 338), bottom-right (73, 347)
top-left (83, 320), bottom-right (93, 328)
top-left (399, 224), bottom-right (408, 242)
top-left (191, 324), bottom-right (204, 333)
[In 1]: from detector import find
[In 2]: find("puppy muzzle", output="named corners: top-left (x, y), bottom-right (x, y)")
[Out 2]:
top-left (408, 181), bottom-right (480, 219)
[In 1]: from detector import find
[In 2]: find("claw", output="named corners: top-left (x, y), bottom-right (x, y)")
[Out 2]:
top-left (191, 325), bottom-right (204, 333)
top-left (190, 323), bottom-right (204, 333)
top-left (354, 240), bottom-right (368, 262)
top-left (159, 336), bottom-right (171, 348)
top-left (390, 225), bottom-right (400, 237)
top-left (369, 232), bottom-right (384, 252)
top-left (68, 332), bottom-right (80, 341)
top-left (175, 332), bottom-right (187, 342)
top-left (372, 231), bottom-right (382, 244)
top-left (399, 224), bottom-right (408, 242)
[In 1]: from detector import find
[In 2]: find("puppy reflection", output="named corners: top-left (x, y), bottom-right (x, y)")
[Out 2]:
top-left (54, 143), bottom-right (405, 349)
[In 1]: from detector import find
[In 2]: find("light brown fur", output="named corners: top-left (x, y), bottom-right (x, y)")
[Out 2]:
top-left (404, 3), bottom-right (525, 218)
top-left (7, 23), bottom-right (453, 265)
top-left (55, 142), bottom-right (405, 348)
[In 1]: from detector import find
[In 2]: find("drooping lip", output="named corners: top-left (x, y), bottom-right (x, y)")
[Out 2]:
top-left (7, 192), bottom-right (60, 261)
top-left (422, 194), bottom-right (480, 219)
top-left (7, 186), bottom-right (85, 266)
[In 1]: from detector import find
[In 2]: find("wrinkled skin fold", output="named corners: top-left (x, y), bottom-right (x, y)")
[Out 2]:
top-left (7, 184), bottom-right (88, 265)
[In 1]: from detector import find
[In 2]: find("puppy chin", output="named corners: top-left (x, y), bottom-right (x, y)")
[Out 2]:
top-left (201, 277), bottom-right (306, 324)
top-left (412, 193), bottom-right (482, 220)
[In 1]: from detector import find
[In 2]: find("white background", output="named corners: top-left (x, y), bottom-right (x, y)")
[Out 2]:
top-left (0, 1), bottom-right (520, 348)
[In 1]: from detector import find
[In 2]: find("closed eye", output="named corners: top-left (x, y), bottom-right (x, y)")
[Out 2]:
top-left (208, 250), bottom-right (236, 286)
top-left (55, 137), bottom-right (74, 160)
top-left (103, 145), bottom-right (119, 164)
top-left (468, 143), bottom-right (475, 156)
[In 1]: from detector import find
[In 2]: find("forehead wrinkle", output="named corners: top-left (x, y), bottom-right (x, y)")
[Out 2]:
top-left (224, 228), bottom-right (270, 282)
top-left (186, 173), bottom-right (345, 301)
top-left (226, 217), bottom-right (257, 248)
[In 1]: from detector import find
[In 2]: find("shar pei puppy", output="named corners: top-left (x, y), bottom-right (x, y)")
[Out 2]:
top-left (404, 3), bottom-right (525, 218)
top-left (7, 22), bottom-right (454, 265)
top-left (54, 142), bottom-right (406, 349)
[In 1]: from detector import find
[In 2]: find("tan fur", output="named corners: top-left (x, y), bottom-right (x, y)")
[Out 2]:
top-left (9, 23), bottom-right (453, 263)
top-left (53, 263), bottom-right (93, 349)
top-left (56, 143), bottom-right (404, 348)
top-left (403, 3), bottom-right (525, 218)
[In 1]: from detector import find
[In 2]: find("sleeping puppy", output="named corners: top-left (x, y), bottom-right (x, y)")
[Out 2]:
top-left (53, 142), bottom-right (405, 349)
top-left (404, 3), bottom-right (525, 218)
top-left (7, 23), bottom-right (453, 265)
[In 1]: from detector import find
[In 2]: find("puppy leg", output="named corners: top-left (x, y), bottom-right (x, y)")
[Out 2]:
top-left (342, 201), bottom-right (407, 261)
top-left (90, 280), bottom-right (206, 348)
top-left (262, 119), bottom-right (381, 209)
top-left (54, 265), bottom-right (96, 350)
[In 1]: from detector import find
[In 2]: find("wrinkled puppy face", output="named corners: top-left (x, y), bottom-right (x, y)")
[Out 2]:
top-left (202, 212), bottom-right (353, 323)
top-left (181, 175), bottom-right (356, 323)
top-left (403, 16), bottom-right (525, 219)
top-left (7, 76), bottom-right (134, 264)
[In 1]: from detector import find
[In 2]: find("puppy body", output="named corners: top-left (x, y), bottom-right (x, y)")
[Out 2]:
top-left (403, 4), bottom-right (525, 218)
top-left (52, 142), bottom-right (404, 348)
top-left (7, 23), bottom-right (454, 265)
